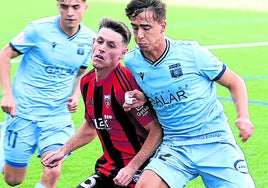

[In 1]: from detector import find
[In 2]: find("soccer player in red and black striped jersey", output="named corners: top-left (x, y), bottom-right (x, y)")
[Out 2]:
top-left (42, 17), bottom-right (163, 188)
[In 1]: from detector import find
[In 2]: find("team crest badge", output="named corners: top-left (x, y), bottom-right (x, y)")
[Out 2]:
top-left (77, 44), bottom-right (85, 55)
top-left (104, 95), bottom-right (111, 108)
top-left (169, 63), bottom-right (183, 78)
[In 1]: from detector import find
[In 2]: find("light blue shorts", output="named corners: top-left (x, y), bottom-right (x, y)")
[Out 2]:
top-left (4, 115), bottom-right (74, 168)
top-left (144, 140), bottom-right (255, 188)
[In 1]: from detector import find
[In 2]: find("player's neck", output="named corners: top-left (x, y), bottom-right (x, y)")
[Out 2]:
top-left (59, 20), bottom-right (80, 37)
top-left (95, 64), bottom-right (118, 82)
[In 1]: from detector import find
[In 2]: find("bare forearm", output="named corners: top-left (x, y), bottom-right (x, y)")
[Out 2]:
top-left (0, 50), bottom-right (12, 96)
top-left (72, 68), bottom-right (87, 99)
top-left (60, 122), bottom-right (97, 155)
top-left (127, 119), bottom-right (162, 171)
top-left (229, 76), bottom-right (249, 118)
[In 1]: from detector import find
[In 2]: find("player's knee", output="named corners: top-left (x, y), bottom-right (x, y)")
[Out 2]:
top-left (43, 166), bottom-right (62, 183)
top-left (4, 175), bottom-right (24, 186)
top-left (3, 165), bottom-right (27, 186)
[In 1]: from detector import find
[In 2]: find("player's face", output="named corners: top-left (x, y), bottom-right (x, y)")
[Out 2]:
top-left (130, 9), bottom-right (166, 57)
top-left (92, 28), bottom-right (127, 71)
top-left (57, 0), bottom-right (88, 35)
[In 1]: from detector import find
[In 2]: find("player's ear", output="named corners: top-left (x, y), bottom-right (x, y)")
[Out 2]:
top-left (160, 20), bottom-right (167, 33)
top-left (119, 48), bottom-right (128, 59)
top-left (84, 2), bottom-right (88, 11)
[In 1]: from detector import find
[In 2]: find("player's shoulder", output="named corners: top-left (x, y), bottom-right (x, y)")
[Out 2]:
top-left (79, 23), bottom-right (96, 38)
top-left (167, 38), bottom-right (203, 54)
top-left (81, 68), bottom-right (95, 83)
top-left (124, 46), bottom-right (140, 62)
top-left (168, 37), bottom-right (200, 47)
top-left (30, 16), bottom-right (58, 26)
top-left (117, 63), bottom-right (132, 75)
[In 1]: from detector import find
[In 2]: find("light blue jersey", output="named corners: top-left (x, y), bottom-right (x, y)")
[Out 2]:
top-left (124, 38), bottom-right (234, 145)
top-left (10, 16), bottom-right (95, 121)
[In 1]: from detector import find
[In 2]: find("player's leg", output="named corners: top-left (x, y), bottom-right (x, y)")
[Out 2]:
top-left (0, 121), bottom-right (5, 173)
top-left (137, 144), bottom-right (197, 188)
top-left (3, 165), bottom-right (27, 186)
top-left (37, 118), bottom-right (75, 188)
top-left (37, 150), bottom-right (64, 188)
top-left (136, 170), bottom-right (169, 188)
top-left (3, 116), bottom-right (37, 186)
top-left (196, 140), bottom-right (255, 188)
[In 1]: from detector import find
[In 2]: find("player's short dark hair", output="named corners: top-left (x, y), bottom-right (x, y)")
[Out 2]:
top-left (99, 17), bottom-right (131, 45)
top-left (125, 0), bottom-right (166, 23)
top-left (57, 0), bottom-right (86, 2)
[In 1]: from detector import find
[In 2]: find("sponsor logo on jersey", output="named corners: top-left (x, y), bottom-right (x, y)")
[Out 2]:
top-left (52, 42), bottom-right (57, 48)
top-left (45, 66), bottom-right (77, 78)
top-left (139, 72), bottom-right (144, 80)
top-left (93, 117), bottom-right (110, 130)
top-left (87, 97), bottom-right (94, 106)
top-left (234, 159), bottom-right (249, 174)
top-left (149, 90), bottom-right (187, 107)
top-left (135, 105), bottom-right (149, 117)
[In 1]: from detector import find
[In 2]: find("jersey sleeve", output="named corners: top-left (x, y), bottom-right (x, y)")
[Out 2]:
top-left (124, 70), bottom-right (157, 128)
top-left (10, 22), bottom-right (37, 54)
top-left (194, 42), bottom-right (226, 81)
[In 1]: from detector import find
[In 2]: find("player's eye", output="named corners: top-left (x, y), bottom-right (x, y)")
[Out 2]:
top-left (96, 38), bottom-right (104, 44)
top-left (143, 26), bottom-right (151, 31)
top-left (73, 5), bottom-right (80, 10)
top-left (60, 4), bottom-right (68, 10)
top-left (131, 24), bottom-right (138, 30)
top-left (108, 43), bottom-right (116, 48)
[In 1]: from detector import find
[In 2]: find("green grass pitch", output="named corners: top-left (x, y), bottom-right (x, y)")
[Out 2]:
top-left (0, 1), bottom-right (268, 187)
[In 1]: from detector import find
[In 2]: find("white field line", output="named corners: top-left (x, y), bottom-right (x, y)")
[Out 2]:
top-left (206, 41), bottom-right (268, 49)
top-left (90, 0), bottom-right (268, 12)
top-left (10, 42), bottom-right (268, 64)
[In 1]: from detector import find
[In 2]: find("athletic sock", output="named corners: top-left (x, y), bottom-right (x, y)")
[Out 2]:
top-left (34, 182), bottom-right (46, 188)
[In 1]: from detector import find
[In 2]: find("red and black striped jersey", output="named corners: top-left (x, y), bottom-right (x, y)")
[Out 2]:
top-left (80, 63), bottom-right (157, 180)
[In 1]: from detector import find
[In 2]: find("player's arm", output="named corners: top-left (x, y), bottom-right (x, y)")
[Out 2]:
top-left (68, 67), bottom-right (88, 113)
top-left (113, 118), bottom-right (163, 186)
top-left (216, 67), bottom-right (254, 142)
top-left (42, 120), bottom-right (97, 167)
top-left (0, 44), bottom-right (20, 117)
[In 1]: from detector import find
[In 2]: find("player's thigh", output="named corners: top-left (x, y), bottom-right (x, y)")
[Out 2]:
top-left (198, 141), bottom-right (255, 188)
top-left (38, 118), bottom-right (75, 156)
top-left (143, 144), bottom-right (197, 188)
top-left (136, 170), bottom-right (169, 188)
top-left (5, 116), bottom-right (37, 167)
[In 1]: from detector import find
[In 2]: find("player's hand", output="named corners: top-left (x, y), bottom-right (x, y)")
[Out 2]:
top-left (123, 90), bottom-right (147, 112)
top-left (235, 117), bottom-right (254, 142)
top-left (41, 151), bottom-right (64, 168)
top-left (67, 97), bottom-right (79, 113)
top-left (1, 94), bottom-right (16, 117)
top-left (113, 166), bottom-right (136, 187)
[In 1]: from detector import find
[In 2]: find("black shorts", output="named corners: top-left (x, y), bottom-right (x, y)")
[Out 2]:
top-left (76, 173), bottom-right (135, 188)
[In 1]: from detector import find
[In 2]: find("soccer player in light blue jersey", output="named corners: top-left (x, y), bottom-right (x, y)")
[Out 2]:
top-left (123, 0), bottom-right (255, 187)
top-left (0, 0), bottom-right (95, 187)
